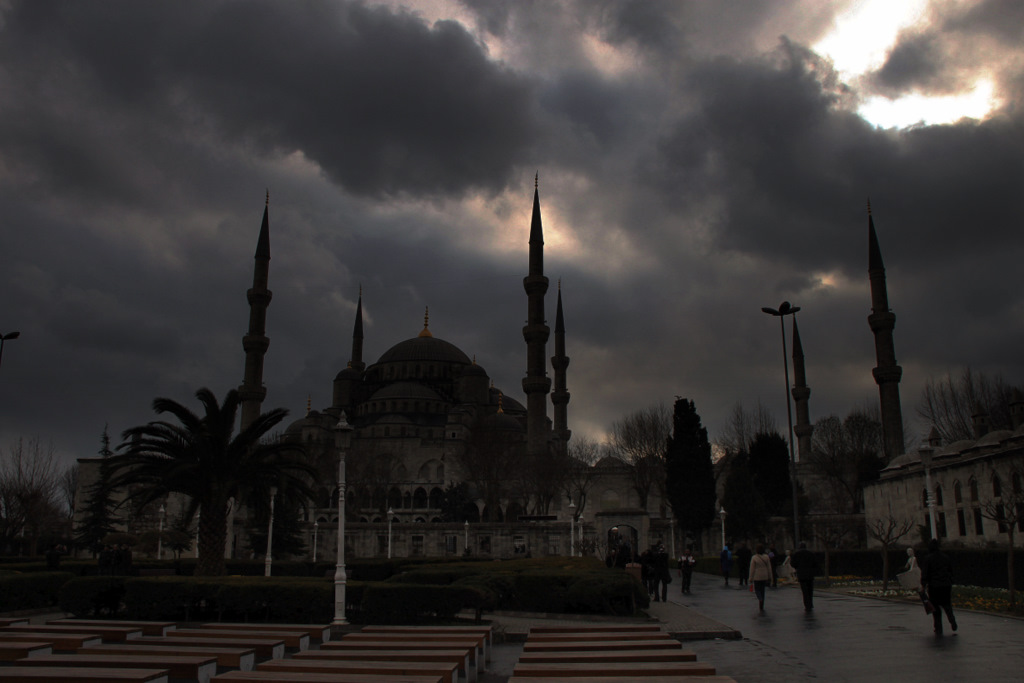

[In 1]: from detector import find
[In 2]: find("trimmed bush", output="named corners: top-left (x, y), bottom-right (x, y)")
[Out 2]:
top-left (1, 571), bottom-right (73, 611)
top-left (58, 576), bottom-right (126, 616)
top-left (360, 582), bottom-right (487, 624)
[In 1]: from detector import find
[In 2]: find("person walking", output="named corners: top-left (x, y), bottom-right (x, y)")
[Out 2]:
top-left (790, 542), bottom-right (820, 611)
top-left (652, 541), bottom-right (671, 602)
top-left (736, 542), bottom-right (752, 586)
top-left (720, 543), bottom-right (733, 586)
top-left (920, 538), bottom-right (957, 635)
top-left (679, 545), bottom-right (696, 594)
top-left (749, 543), bottom-right (773, 612)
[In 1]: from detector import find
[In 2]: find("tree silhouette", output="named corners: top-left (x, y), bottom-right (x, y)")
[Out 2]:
top-left (74, 426), bottom-right (122, 554)
top-left (108, 388), bottom-right (314, 576)
top-left (665, 398), bottom-right (716, 545)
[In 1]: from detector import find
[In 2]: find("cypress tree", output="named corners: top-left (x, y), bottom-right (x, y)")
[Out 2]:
top-left (665, 398), bottom-right (717, 546)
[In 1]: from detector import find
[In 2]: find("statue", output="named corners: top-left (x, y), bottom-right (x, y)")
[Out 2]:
top-left (897, 547), bottom-right (921, 590)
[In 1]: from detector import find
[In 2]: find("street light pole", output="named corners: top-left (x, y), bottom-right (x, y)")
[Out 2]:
top-left (464, 519), bottom-right (469, 554)
top-left (568, 501), bottom-right (576, 556)
top-left (761, 301), bottom-right (802, 547)
top-left (313, 521), bottom-right (319, 563)
top-left (387, 507), bottom-right (394, 559)
top-left (157, 505), bottom-right (166, 561)
top-left (264, 486), bottom-right (277, 577)
top-left (0, 331), bottom-right (20, 369)
top-left (332, 413), bottom-right (354, 626)
top-left (919, 444), bottom-right (938, 540)
top-left (719, 506), bottom-right (727, 549)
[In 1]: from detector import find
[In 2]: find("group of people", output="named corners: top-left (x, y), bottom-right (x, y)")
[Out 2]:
top-left (639, 541), bottom-right (673, 601)
top-left (717, 541), bottom-right (820, 612)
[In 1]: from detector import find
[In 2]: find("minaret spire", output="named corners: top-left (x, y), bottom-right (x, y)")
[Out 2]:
top-left (790, 317), bottom-right (813, 460)
top-left (551, 280), bottom-right (571, 455)
top-left (350, 287), bottom-right (365, 372)
top-left (523, 177), bottom-right (551, 460)
top-left (239, 195), bottom-right (274, 430)
top-left (867, 205), bottom-right (905, 460)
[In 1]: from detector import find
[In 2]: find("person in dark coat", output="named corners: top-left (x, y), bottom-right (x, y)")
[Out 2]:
top-left (735, 543), bottom-right (752, 586)
top-left (920, 538), bottom-right (957, 635)
top-left (720, 544), bottom-right (733, 586)
top-left (679, 544), bottom-right (696, 594)
top-left (651, 541), bottom-right (671, 602)
top-left (789, 542), bottom-right (820, 611)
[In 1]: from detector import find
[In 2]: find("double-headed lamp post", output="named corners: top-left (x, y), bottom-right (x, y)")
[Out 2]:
top-left (919, 444), bottom-right (938, 540)
top-left (0, 331), bottom-right (20, 370)
top-left (332, 413), bottom-right (354, 626)
top-left (157, 504), bottom-right (166, 561)
top-left (568, 501), bottom-right (576, 556)
top-left (264, 486), bottom-right (277, 577)
top-left (761, 301), bottom-right (802, 546)
top-left (387, 507), bottom-right (394, 559)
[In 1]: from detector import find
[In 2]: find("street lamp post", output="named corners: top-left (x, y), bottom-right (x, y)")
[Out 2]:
top-left (0, 331), bottom-right (20, 369)
top-left (332, 413), bottom-right (354, 626)
top-left (670, 517), bottom-right (676, 559)
top-left (719, 506), bottom-right (727, 549)
top-left (578, 518), bottom-right (584, 557)
top-left (919, 444), bottom-right (938, 540)
top-left (195, 508), bottom-right (200, 560)
top-left (387, 507), bottom-right (394, 559)
top-left (568, 501), bottom-right (576, 556)
top-left (761, 301), bottom-right (802, 546)
top-left (264, 486), bottom-right (277, 577)
top-left (464, 519), bottom-right (469, 554)
top-left (313, 521), bottom-right (319, 563)
top-left (157, 505), bottom-right (166, 561)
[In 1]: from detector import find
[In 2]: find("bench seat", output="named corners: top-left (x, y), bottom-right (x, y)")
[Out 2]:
top-left (518, 649), bottom-right (697, 664)
top-left (0, 643), bottom-right (51, 662)
top-left (16, 653), bottom-right (217, 683)
top-left (213, 672), bottom-right (442, 683)
top-left (513, 661), bottom-right (717, 677)
top-left (339, 633), bottom-right (484, 673)
top-left (127, 635), bottom-right (283, 661)
top-left (0, 633), bottom-right (102, 651)
top-left (1, 625), bottom-right (142, 643)
top-left (47, 619), bottom-right (175, 637)
top-left (360, 626), bottom-right (492, 662)
top-left (83, 643), bottom-right (256, 671)
top-left (169, 629), bottom-right (308, 651)
top-left (258, 657), bottom-right (458, 683)
top-left (527, 625), bottom-right (664, 634)
top-left (0, 666), bottom-right (168, 683)
top-left (523, 639), bottom-right (682, 653)
top-left (200, 624), bottom-right (330, 643)
top-left (297, 648), bottom-right (475, 683)
top-left (526, 631), bottom-right (674, 642)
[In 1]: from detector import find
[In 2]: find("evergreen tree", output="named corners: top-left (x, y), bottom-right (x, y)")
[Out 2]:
top-left (245, 485), bottom-right (308, 560)
top-left (73, 426), bottom-right (121, 554)
top-left (721, 452), bottom-right (766, 540)
top-left (664, 398), bottom-right (717, 543)
top-left (748, 431), bottom-right (792, 516)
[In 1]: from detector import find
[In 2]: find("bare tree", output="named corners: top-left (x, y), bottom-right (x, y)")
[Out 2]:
top-left (978, 460), bottom-right (1024, 606)
top-left (867, 510), bottom-right (915, 591)
top-left (917, 367), bottom-right (1019, 443)
top-left (609, 403), bottom-right (671, 511)
top-left (808, 409), bottom-right (884, 514)
top-left (0, 437), bottom-right (66, 555)
top-left (60, 463), bottom-right (78, 519)
top-left (563, 435), bottom-right (602, 521)
top-left (715, 400), bottom-right (778, 456)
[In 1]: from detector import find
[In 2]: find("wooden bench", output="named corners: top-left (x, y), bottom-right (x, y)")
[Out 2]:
top-left (526, 631), bottom-right (674, 642)
top-left (339, 632), bottom-right (485, 674)
top-left (299, 648), bottom-right (475, 683)
top-left (0, 633), bottom-right (103, 651)
top-left (16, 653), bottom-right (217, 683)
top-left (258, 657), bottom-right (458, 683)
top-left (360, 626), bottom-right (493, 662)
top-left (1, 624), bottom-right (143, 643)
top-left (169, 629), bottom-right (308, 651)
top-left (81, 643), bottom-right (255, 672)
top-left (212, 671), bottom-right (442, 683)
top-left (126, 635), bottom-right (284, 661)
top-left (518, 649), bottom-right (698, 664)
top-left (0, 643), bottom-right (52, 662)
top-left (0, 666), bottom-right (169, 683)
top-left (523, 639), bottom-right (683, 653)
top-left (512, 661), bottom-right (717, 677)
top-left (508, 677), bottom-right (736, 683)
top-left (47, 619), bottom-right (175, 637)
top-left (528, 624), bottom-right (664, 634)
top-left (200, 623), bottom-right (330, 643)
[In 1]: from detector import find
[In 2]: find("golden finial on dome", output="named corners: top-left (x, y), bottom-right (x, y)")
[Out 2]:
top-left (497, 392), bottom-right (504, 414)
top-left (535, 172), bottom-right (538, 190)
top-left (867, 198), bottom-right (872, 216)
top-left (266, 189), bottom-right (269, 206)
top-left (306, 394), bottom-right (311, 415)
top-left (418, 307), bottom-right (433, 338)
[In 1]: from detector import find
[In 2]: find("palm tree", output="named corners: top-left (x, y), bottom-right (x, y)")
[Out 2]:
top-left (108, 387), bottom-right (314, 576)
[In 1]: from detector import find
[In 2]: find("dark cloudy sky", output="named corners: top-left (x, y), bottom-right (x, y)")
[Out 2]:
top-left (2, 0), bottom-right (1023, 466)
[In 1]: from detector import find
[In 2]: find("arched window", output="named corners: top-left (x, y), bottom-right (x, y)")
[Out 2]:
top-left (993, 474), bottom-right (1003, 497)
top-left (403, 491), bottom-right (412, 509)
top-left (429, 487), bottom-right (443, 509)
top-left (413, 487), bottom-right (428, 508)
top-left (954, 482), bottom-right (963, 505)
top-left (969, 478), bottom-right (979, 502)
top-left (387, 487), bottom-right (402, 510)
top-left (1014, 473), bottom-right (1023, 495)
top-left (935, 486), bottom-right (944, 507)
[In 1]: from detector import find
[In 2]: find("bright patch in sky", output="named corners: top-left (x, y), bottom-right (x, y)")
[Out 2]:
top-left (814, 0), bottom-right (996, 128)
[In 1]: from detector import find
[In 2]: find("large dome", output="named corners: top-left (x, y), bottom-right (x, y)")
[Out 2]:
top-left (376, 335), bottom-right (472, 365)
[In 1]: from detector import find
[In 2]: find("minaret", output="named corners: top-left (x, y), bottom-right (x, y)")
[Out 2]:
top-left (350, 287), bottom-right (365, 372)
top-left (522, 175), bottom-right (552, 460)
top-left (790, 317), bottom-right (813, 460)
top-left (551, 281), bottom-right (571, 455)
top-left (867, 203), bottom-right (905, 460)
top-left (331, 288), bottom-right (365, 415)
top-left (239, 192), bottom-right (273, 431)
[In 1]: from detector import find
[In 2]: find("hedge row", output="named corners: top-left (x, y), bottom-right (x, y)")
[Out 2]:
top-left (0, 571), bottom-right (74, 611)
